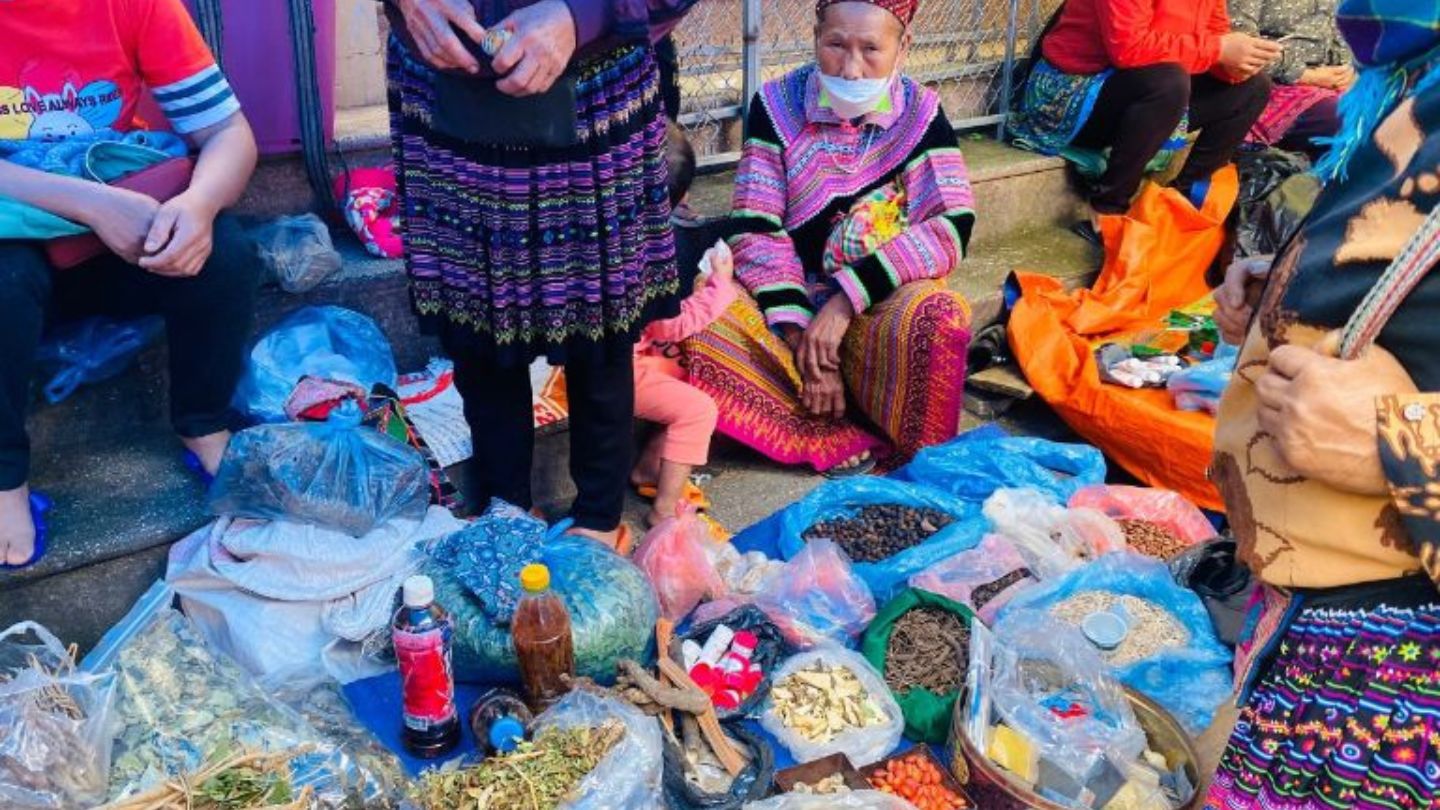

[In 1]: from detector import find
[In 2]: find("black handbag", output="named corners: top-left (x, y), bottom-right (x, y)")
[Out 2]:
top-left (386, 0), bottom-right (580, 148)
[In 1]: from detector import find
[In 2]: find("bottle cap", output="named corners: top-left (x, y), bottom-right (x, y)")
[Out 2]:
top-left (519, 564), bottom-right (551, 593)
top-left (489, 716), bottom-right (526, 753)
top-left (402, 575), bottom-right (434, 608)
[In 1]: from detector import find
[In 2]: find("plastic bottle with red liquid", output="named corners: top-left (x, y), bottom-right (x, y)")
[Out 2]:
top-left (392, 575), bottom-right (461, 758)
top-left (511, 563), bottom-right (575, 711)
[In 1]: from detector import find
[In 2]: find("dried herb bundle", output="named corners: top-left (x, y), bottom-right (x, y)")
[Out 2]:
top-left (883, 608), bottom-right (969, 695)
top-left (101, 748), bottom-right (314, 810)
top-left (413, 721), bottom-right (625, 810)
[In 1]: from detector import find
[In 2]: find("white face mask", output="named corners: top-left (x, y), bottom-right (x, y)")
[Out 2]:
top-left (818, 71), bottom-right (892, 119)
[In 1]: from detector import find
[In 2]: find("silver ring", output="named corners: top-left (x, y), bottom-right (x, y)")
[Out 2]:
top-left (482, 28), bottom-right (513, 57)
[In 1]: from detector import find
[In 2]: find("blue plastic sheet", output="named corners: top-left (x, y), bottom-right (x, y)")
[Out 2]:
top-left (36, 316), bottom-right (163, 404)
top-left (234, 306), bottom-right (397, 423)
top-left (895, 434), bottom-right (1108, 504)
top-left (773, 478), bottom-right (986, 603)
top-left (998, 553), bottom-right (1234, 732)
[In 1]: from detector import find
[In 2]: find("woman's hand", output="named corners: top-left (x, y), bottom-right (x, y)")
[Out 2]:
top-left (87, 186), bottom-right (160, 265)
top-left (1214, 255), bottom-right (1272, 346)
top-left (1298, 65), bottom-right (1357, 91)
top-left (799, 295), bottom-right (854, 380)
top-left (1218, 33), bottom-right (1284, 80)
top-left (1257, 341), bottom-right (1419, 495)
top-left (490, 1), bottom-right (578, 97)
top-left (139, 192), bottom-right (219, 277)
top-left (802, 367), bottom-right (848, 420)
top-left (395, 0), bottom-right (488, 73)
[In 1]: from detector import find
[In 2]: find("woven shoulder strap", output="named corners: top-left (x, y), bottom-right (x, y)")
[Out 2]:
top-left (1339, 205), bottom-right (1440, 360)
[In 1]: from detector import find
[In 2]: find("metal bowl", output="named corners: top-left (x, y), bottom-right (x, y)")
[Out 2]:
top-left (947, 687), bottom-right (1201, 810)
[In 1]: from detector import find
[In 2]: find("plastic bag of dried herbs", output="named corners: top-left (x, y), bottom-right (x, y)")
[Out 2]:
top-left (662, 719), bottom-right (774, 810)
top-left (860, 588), bottom-right (976, 744)
top-left (208, 402), bottom-right (431, 537)
top-left (80, 584), bottom-right (390, 807)
top-left (0, 622), bottom-right (117, 809)
top-left (760, 644), bottom-right (904, 767)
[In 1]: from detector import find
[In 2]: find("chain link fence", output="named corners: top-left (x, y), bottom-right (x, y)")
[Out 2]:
top-left (672, 0), bottom-right (1062, 163)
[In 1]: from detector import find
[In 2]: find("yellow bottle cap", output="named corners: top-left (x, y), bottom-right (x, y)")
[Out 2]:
top-left (519, 564), bottom-right (551, 593)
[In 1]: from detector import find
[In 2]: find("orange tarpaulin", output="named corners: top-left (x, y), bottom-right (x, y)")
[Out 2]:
top-left (1007, 166), bottom-right (1238, 512)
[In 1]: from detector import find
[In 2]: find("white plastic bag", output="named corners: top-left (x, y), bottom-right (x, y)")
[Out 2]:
top-left (760, 645), bottom-right (904, 767)
top-left (533, 689), bottom-right (665, 810)
top-left (983, 489), bottom-right (1126, 579)
top-left (754, 539), bottom-right (877, 648)
top-left (745, 791), bottom-right (917, 809)
top-left (0, 622), bottom-right (117, 809)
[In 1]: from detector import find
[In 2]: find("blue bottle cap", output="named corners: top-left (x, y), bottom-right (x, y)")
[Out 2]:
top-left (489, 716), bottom-right (526, 753)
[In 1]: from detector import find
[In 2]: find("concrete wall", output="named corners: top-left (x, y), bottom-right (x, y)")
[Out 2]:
top-left (336, 0), bottom-right (387, 111)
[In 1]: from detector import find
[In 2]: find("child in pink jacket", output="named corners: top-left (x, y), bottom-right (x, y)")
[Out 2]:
top-left (632, 241), bottom-right (737, 526)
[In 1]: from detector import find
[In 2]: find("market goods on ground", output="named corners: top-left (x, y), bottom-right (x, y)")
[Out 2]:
top-left (803, 505), bottom-right (954, 563)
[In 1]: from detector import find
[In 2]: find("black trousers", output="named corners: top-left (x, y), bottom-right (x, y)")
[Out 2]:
top-left (0, 215), bottom-right (260, 489)
top-left (1074, 64), bottom-right (1272, 214)
top-left (448, 342), bottom-right (634, 532)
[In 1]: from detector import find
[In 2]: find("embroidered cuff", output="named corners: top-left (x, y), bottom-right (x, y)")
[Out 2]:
top-left (754, 284), bottom-right (816, 326)
top-left (1377, 393), bottom-right (1440, 583)
top-left (836, 255), bottom-right (901, 314)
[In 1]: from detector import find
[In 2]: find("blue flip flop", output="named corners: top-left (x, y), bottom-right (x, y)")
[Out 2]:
top-left (182, 450), bottom-right (216, 488)
top-left (1, 492), bottom-right (51, 571)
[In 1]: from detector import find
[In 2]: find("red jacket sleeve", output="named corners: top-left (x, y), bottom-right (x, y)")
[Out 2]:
top-left (1094, 0), bottom-right (1224, 73)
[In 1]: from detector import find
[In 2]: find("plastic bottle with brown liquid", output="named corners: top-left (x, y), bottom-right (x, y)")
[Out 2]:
top-left (511, 563), bottom-right (575, 710)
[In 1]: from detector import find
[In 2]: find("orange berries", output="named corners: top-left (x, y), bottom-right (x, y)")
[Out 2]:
top-left (865, 751), bottom-right (972, 810)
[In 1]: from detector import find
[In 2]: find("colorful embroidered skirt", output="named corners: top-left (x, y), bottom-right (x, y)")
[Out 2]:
top-left (1246, 84), bottom-right (1342, 147)
top-left (683, 281), bottom-right (970, 471)
top-left (1206, 600), bottom-right (1440, 810)
top-left (386, 40), bottom-right (679, 368)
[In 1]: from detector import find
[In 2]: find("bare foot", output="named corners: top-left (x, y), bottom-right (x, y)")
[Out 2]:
top-left (0, 485), bottom-right (37, 566)
top-left (833, 450), bottom-right (871, 471)
top-left (181, 430), bottom-right (232, 476)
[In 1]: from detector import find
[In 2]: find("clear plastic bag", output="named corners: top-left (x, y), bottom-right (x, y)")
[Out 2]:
top-left (633, 504), bottom-right (728, 621)
top-left (208, 403), bottom-right (431, 537)
top-left (1069, 485), bottom-right (1217, 547)
top-left (82, 591), bottom-right (387, 807)
top-left (759, 645), bottom-right (905, 767)
top-left (1167, 344), bottom-right (1238, 415)
top-left (0, 622), bottom-right (117, 809)
top-left (908, 533), bottom-right (1039, 625)
top-left (235, 305), bottom-right (397, 422)
top-left (999, 553), bottom-right (1234, 732)
top-left (743, 791), bottom-right (918, 809)
top-left (251, 213), bottom-right (343, 294)
top-left (428, 533), bottom-right (659, 684)
top-left (533, 689), bottom-right (665, 810)
top-left (983, 489), bottom-right (1127, 580)
top-left (989, 613), bottom-right (1145, 782)
top-left (754, 539), bottom-right (876, 648)
top-left (776, 477), bottom-right (985, 602)
top-left (35, 316), bottom-right (163, 404)
top-left (897, 433), bottom-right (1108, 504)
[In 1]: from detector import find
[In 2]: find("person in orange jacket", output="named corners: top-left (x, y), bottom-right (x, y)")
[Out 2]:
top-left (1012, 0), bottom-right (1281, 223)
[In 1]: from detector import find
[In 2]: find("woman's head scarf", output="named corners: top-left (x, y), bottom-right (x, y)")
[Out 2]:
top-left (815, 0), bottom-right (919, 27)
top-left (1317, 0), bottom-right (1440, 181)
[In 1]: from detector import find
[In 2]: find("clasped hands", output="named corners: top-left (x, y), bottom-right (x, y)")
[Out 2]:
top-left (395, 0), bottom-right (577, 97)
top-left (783, 295), bottom-right (855, 421)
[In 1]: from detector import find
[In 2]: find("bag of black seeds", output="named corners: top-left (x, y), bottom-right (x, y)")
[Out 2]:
top-left (776, 477), bottom-right (982, 602)
top-left (662, 720), bottom-right (774, 810)
top-left (675, 606), bottom-right (795, 720)
top-left (860, 588), bottom-right (976, 744)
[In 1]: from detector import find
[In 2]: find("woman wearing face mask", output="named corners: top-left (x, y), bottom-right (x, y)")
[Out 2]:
top-left (682, 0), bottom-right (976, 475)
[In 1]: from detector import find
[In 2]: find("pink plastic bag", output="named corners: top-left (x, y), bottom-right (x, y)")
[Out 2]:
top-left (632, 505), bottom-right (727, 621)
top-left (754, 539), bottom-right (877, 648)
top-left (1068, 485), bottom-right (1215, 546)
top-left (909, 534), bottom-right (1039, 624)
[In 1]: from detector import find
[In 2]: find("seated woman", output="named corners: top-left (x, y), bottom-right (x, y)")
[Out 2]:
top-left (1232, 0), bottom-right (1354, 160)
top-left (1012, 0), bottom-right (1278, 222)
top-left (684, 0), bottom-right (976, 474)
top-left (0, 0), bottom-right (259, 569)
